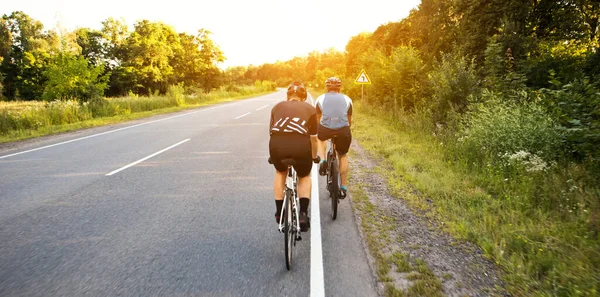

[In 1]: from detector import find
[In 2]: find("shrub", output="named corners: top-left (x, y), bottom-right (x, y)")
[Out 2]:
top-left (42, 53), bottom-right (109, 101)
top-left (540, 79), bottom-right (600, 166)
top-left (457, 89), bottom-right (564, 166)
top-left (426, 53), bottom-right (480, 124)
top-left (167, 84), bottom-right (185, 106)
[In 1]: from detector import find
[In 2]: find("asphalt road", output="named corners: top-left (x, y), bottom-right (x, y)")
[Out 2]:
top-left (0, 90), bottom-right (378, 297)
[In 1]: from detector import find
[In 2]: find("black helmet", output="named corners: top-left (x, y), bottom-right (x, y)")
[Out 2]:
top-left (286, 81), bottom-right (308, 101)
top-left (325, 77), bottom-right (342, 90)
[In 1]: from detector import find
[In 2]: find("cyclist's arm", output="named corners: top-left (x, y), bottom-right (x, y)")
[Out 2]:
top-left (316, 103), bottom-right (323, 125)
top-left (347, 100), bottom-right (353, 127)
top-left (309, 113), bottom-right (319, 159)
top-left (310, 136), bottom-right (318, 159)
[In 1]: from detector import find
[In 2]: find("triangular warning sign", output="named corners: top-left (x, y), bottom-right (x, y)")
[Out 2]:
top-left (354, 69), bottom-right (371, 84)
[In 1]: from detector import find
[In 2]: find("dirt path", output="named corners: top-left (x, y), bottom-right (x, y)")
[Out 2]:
top-left (348, 140), bottom-right (507, 297)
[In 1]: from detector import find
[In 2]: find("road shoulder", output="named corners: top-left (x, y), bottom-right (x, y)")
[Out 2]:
top-left (348, 141), bottom-right (506, 296)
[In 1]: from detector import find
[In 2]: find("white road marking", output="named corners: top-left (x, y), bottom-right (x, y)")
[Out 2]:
top-left (256, 104), bottom-right (270, 111)
top-left (105, 139), bottom-right (190, 176)
top-left (234, 112), bottom-right (251, 119)
top-left (0, 104), bottom-right (229, 160)
top-left (310, 165), bottom-right (325, 297)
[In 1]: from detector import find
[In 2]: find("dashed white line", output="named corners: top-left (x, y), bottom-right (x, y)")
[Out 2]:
top-left (256, 104), bottom-right (270, 111)
top-left (105, 139), bottom-right (190, 176)
top-left (234, 112), bottom-right (251, 119)
top-left (310, 165), bottom-right (325, 297)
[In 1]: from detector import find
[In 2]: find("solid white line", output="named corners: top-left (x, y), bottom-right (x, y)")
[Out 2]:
top-left (0, 105), bottom-right (227, 160)
top-left (234, 112), bottom-right (251, 119)
top-left (105, 139), bottom-right (190, 176)
top-left (256, 104), bottom-right (270, 111)
top-left (310, 165), bottom-right (325, 297)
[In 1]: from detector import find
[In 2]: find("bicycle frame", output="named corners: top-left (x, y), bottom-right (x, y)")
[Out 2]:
top-left (327, 139), bottom-right (340, 184)
top-left (278, 166), bottom-right (301, 240)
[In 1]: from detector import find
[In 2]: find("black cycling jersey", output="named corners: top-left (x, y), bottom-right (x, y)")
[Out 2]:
top-left (270, 100), bottom-right (318, 136)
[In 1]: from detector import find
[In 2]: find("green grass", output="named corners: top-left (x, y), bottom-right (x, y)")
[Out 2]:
top-left (351, 184), bottom-right (392, 282)
top-left (349, 157), bottom-right (445, 297)
top-left (385, 284), bottom-right (407, 297)
top-left (0, 86), bottom-right (275, 143)
top-left (351, 101), bottom-right (600, 296)
top-left (391, 252), bottom-right (412, 273)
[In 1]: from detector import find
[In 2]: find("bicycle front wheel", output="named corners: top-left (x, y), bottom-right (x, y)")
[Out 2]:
top-left (330, 159), bottom-right (339, 220)
top-left (284, 189), bottom-right (294, 270)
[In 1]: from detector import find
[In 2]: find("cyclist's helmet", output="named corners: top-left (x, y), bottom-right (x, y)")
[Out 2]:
top-left (325, 77), bottom-right (342, 90)
top-left (286, 81), bottom-right (308, 101)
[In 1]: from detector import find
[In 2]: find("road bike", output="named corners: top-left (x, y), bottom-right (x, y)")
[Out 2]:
top-left (269, 157), bottom-right (301, 270)
top-left (325, 137), bottom-right (342, 220)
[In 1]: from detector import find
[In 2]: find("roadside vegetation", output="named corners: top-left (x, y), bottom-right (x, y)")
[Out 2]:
top-left (299, 2), bottom-right (600, 296)
top-left (0, 12), bottom-right (276, 142)
top-left (0, 82), bottom-right (275, 143)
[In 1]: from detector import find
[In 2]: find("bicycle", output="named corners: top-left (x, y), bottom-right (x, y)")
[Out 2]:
top-left (269, 157), bottom-right (301, 270)
top-left (325, 136), bottom-right (342, 220)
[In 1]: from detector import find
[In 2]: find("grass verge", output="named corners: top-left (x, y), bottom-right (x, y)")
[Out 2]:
top-left (351, 171), bottom-right (444, 297)
top-left (350, 100), bottom-right (600, 296)
top-left (0, 88), bottom-right (274, 144)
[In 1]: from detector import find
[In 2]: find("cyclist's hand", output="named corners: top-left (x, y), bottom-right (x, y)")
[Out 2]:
top-left (312, 156), bottom-right (321, 164)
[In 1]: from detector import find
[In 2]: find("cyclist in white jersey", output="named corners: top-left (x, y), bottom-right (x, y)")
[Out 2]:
top-left (315, 77), bottom-right (353, 198)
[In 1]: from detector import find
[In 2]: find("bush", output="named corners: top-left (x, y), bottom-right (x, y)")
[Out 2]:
top-left (261, 80), bottom-right (277, 91)
top-left (42, 53), bottom-right (109, 101)
top-left (426, 53), bottom-right (480, 124)
top-left (540, 79), bottom-right (600, 166)
top-left (167, 84), bottom-right (185, 106)
top-left (457, 89), bottom-right (564, 166)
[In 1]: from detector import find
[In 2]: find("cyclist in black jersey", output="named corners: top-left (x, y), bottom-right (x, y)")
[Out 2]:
top-left (269, 82), bottom-right (320, 231)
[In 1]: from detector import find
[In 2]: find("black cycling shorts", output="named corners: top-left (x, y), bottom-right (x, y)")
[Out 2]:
top-left (269, 133), bottom-right (313, 177)
top-left (317, 125), bottom-right (352, 156)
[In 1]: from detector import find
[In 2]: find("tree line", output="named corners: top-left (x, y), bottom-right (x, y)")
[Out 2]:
top-left (230, 0), bottom-right (599, 164)
top-left (0, 11), bottom-right (225, 101)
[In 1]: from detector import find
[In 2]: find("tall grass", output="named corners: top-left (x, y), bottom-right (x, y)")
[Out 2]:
top-left (0, 82), bottom-right (276, 142)
top-left (351, 100), bottom-right (599, 296)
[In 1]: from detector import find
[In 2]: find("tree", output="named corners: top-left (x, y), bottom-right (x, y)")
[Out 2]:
top-left (120, 20), bottom-right (181, 95)
top-left (42, 53), bottom-right (109, 101)
top-left (75, 28), bottom-right (107, 66)
top-left (0, 11), bottom-right (49, 99)
top-left (172, 29), bottom-right (224, 90)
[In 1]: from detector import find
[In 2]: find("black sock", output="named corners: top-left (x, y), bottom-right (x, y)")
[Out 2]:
top-left (275, 200), bottom-right (283, 216)
top-left (300, 198), bottom-right (310, 213)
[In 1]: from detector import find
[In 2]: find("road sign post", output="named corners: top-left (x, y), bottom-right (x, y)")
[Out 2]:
top-left (354, 69), bottom-right (371, 101)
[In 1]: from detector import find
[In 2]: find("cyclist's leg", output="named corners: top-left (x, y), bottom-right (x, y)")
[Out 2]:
top-left (317, 129), bottom-right (328, 162)
top-left (295, 158), bottom-right (312, 200)
top-left (317, 125), bottom-right (334, 175)
top-left (335, 126), bottom-right (352, 195)
top-left (270, 135), bottom-right (290, 221)
top-left (294, 146), bottom-right (313, 231)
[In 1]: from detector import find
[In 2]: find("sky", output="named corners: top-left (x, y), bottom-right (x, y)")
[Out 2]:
top-left (1, 0), bottom-right (421, 68)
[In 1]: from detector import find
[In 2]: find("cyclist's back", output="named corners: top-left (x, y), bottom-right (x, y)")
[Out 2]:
top-left (315, 91), bottom-right (352, 130)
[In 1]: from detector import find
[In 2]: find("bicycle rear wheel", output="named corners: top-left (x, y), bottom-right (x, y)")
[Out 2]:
top-left (330, 158), bottom-right (339, 220)
top-left (284, 189), bottom-right (294, 270)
